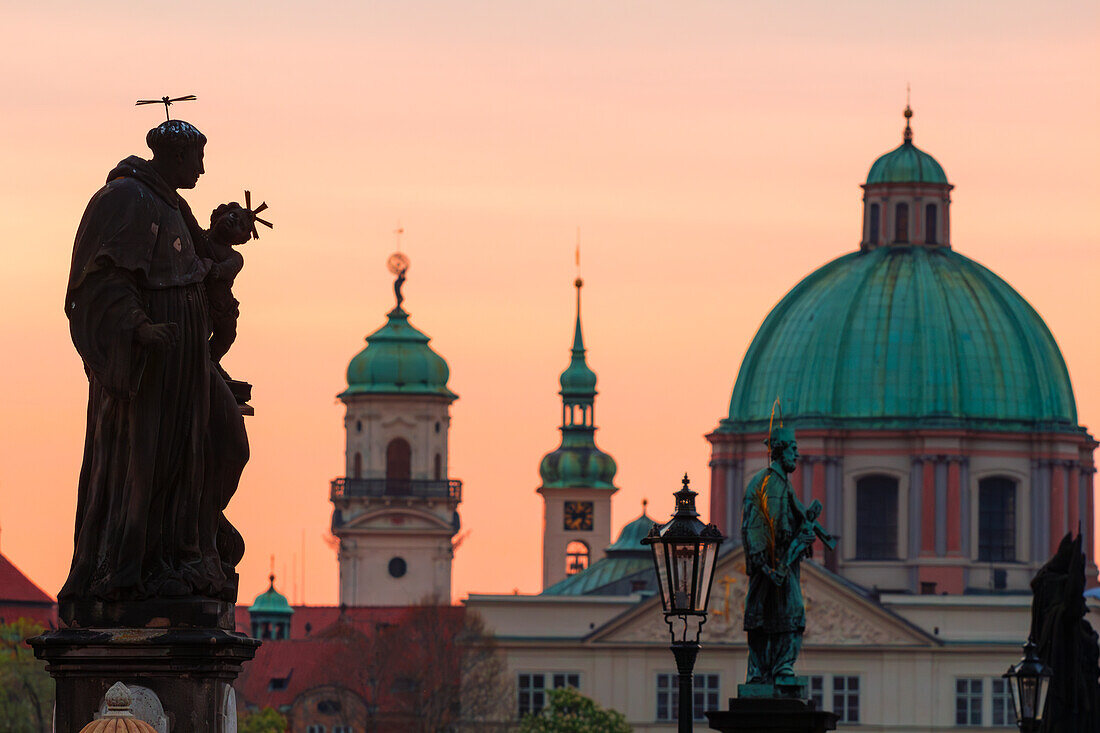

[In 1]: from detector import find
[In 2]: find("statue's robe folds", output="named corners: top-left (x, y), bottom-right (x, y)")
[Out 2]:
top-left (741, 466), bottom-right (805, 634)
top-left (61, 156), bottom-right (246, 604)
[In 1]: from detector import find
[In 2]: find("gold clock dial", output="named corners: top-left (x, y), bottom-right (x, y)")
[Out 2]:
top-left (563, 501), bottom-right (594, 531)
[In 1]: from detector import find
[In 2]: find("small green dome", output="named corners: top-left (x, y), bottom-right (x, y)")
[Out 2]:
top-left (723, 246), bottom-right (1079, 434)
top-left (605, 512), bottom-right (655, 553)
top-left (866, 140), bottom-right (948, 185)
top-left (248, 576), bottom-right (293, 617)
top-left (540, 443), bottom-right (617, 489)
top-left (342, 307), bottom-right (456, 399)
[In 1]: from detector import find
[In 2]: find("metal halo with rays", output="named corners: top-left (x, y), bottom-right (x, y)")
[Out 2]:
top-left (242, 190), bottom-right (273, 240)
top-left (134, 94), bottom-right (197, 122)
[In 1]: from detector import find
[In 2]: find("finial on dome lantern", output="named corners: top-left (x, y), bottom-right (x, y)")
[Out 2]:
top-left (903, 84), bottom-right (914, 143)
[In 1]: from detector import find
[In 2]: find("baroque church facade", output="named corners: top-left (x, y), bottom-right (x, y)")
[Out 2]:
top-left (467, 109), bottom-right (1098, 732)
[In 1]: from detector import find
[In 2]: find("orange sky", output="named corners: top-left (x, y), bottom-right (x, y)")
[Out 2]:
top-left (1, 1), bottom-right (1097, 606)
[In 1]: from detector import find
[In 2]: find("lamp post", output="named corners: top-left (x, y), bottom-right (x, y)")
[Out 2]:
top-left (643, 474), bottom-right (725, 733)
top-left (1002, 639), bottom-right (1053, 732)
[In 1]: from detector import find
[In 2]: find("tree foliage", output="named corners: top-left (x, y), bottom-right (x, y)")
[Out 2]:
top-left (518, 687), bottom-right (632, 733)
top-left (0, 619), bottom-right (52, 733)
top-left (238, 705), bottom-right (288, 733)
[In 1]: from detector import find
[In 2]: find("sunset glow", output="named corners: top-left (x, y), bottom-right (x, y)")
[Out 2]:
top-left (1, 1), bottom-right (1097, 606)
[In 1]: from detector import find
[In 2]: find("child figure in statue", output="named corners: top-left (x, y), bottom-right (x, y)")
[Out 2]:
top-left (741, 427), bottom-right (835, 695)
top-left (203, 202), bottom-right (254, 375)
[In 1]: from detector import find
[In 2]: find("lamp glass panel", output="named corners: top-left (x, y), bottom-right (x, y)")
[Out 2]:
top-left (1009, 676), bottom-right (1022, 721)
top-left (1019, 676), bottom-right (1037, 719)
top-left (651, 543), bottom-right (670, 612)
top-left (694, 542), bottom-right (718, 612)
top-left (1034, 676), bottom-right (1049, 721)
top-left (671, 542), bottom-right (698, 612)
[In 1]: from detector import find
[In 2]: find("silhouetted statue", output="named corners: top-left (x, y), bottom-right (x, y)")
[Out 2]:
top-left (61, 120), bottom-right (254, 611)
top-left (1030, 533), bottom-right (1100, 732)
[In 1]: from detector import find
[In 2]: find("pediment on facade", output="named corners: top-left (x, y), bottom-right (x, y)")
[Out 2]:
top-left (589, 548), bottom-right (937, 648)
top-left (339, 506), bottom-right (455, 533)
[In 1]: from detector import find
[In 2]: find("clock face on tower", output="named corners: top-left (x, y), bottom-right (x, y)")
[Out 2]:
top-left (563, 501), bottom-right (594, 531)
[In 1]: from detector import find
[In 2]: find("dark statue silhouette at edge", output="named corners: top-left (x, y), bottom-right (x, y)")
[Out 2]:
top-left (61, 119), bottom-right (254, 608)
top-left (1030, 532), bottom-right (1100, 732)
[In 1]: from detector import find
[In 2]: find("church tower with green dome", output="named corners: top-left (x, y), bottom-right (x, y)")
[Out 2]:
top-left (708, 108), bottom-right (1096, 595)
top-left (330, 252), bottom-right (462, 606)
top-left (538, 277), bottom-right (619, 589)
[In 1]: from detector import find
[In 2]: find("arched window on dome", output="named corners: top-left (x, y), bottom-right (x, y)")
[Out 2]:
top-left (566, 541), bottom-right (590, 576)
top-left (855, 475), bottom-right (899, 559)
top-left (978, 477), bottom-right (1016, 562)
top-left (925, 204), bottom-right (938, 244)
top-left (386, 438), bottom-right (411, 494)
top-left (868, 203), bottom-right (881, 245)
top-left (353, 452), bottom-right (362, 479)
top-left (894, 202), bottom-right (909, 243)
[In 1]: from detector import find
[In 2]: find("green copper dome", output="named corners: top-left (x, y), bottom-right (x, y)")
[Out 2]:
top-left (722, 246), bottom-right (1079, 434)
top-left (540, 442), bottom-right (618, 489)
top-left (342, 307), bottom-right (456, 400)
top-left (249, 576), bottom-right (293, 617)
top-left (866, 140), bottom-right (948, 185)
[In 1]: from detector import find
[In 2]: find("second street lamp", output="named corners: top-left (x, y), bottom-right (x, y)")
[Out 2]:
top-left (643, 474), bottom-right (725, 733)
top-left (1003, 639), bottom-right (1053, 732)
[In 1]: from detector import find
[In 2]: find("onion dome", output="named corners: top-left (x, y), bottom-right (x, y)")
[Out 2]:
top-left (539, 278), bottom-right (618, 490)
top-left (865, 105), bottom-right (948, 185)
top-left (341, 253), bottom-right (456, 400)
top-left (543, 507), bottom-right (654, 595)
top-left (722, 241), bottom-right (1079, 435)
top-left (79, 683), bottom-right (157, 733)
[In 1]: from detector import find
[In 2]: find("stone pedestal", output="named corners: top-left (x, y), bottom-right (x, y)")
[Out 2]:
top-left (706, 697), bottom-right (839, 733)
top-left (30, 622), bottom-right (258, 733)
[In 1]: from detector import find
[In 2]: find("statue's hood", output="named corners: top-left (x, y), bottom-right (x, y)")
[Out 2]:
top-left (106, 155), bottom-right (179, 208)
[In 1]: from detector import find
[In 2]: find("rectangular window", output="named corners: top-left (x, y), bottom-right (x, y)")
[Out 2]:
top-left (518, 672), bottom-right (579, 717)
top-left (306, 727), bottom-right (326, 733)
top-left (856, 475), bottom-right (899, 559)
top-left (832, 676), bottom-right (859, 724)
top-left (979, 478), bottom-right (1016, 562)
top-left (808, 675), bottom-right (825, 710)
top-left (656, 673), bottom-right (720, 722)
top-left (992, 678), bottom-right (1014, 727)
top-left (332, 727), bottom-right (353, 733)
top-left (955, 678), bottom-right (983, 726)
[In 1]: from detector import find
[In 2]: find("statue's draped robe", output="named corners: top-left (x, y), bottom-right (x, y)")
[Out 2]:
top-left (61, 156), bottom-right (245, 602)
top-left (741, 466), bottom-right (805, 633)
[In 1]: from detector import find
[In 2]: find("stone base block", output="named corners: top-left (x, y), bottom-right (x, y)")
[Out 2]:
top-left (60, 597), bottom-right (237, 630)
top-left (737, 675), bottom-right (808, 699)
top-left (707, 697), bottom-right (839, 733)
top-left (29, 627), bottom-right (259, 733)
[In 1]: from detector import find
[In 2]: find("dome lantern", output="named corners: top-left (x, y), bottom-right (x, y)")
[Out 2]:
top-left (248, 573), bottom-right (294, 641)
top-left (861, 105), bottom-right (954, 251)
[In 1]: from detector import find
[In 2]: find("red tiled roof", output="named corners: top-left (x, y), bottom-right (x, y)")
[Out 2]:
top-left (0, 551), bottom-right (54, 605)
top-left (234, 606), bottom-right (466, 713)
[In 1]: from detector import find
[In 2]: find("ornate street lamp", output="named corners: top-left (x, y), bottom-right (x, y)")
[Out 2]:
top-left (643, 474), bottom-right (725, 733)
top-left (1002, 639), bottom-right (1053, 732)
